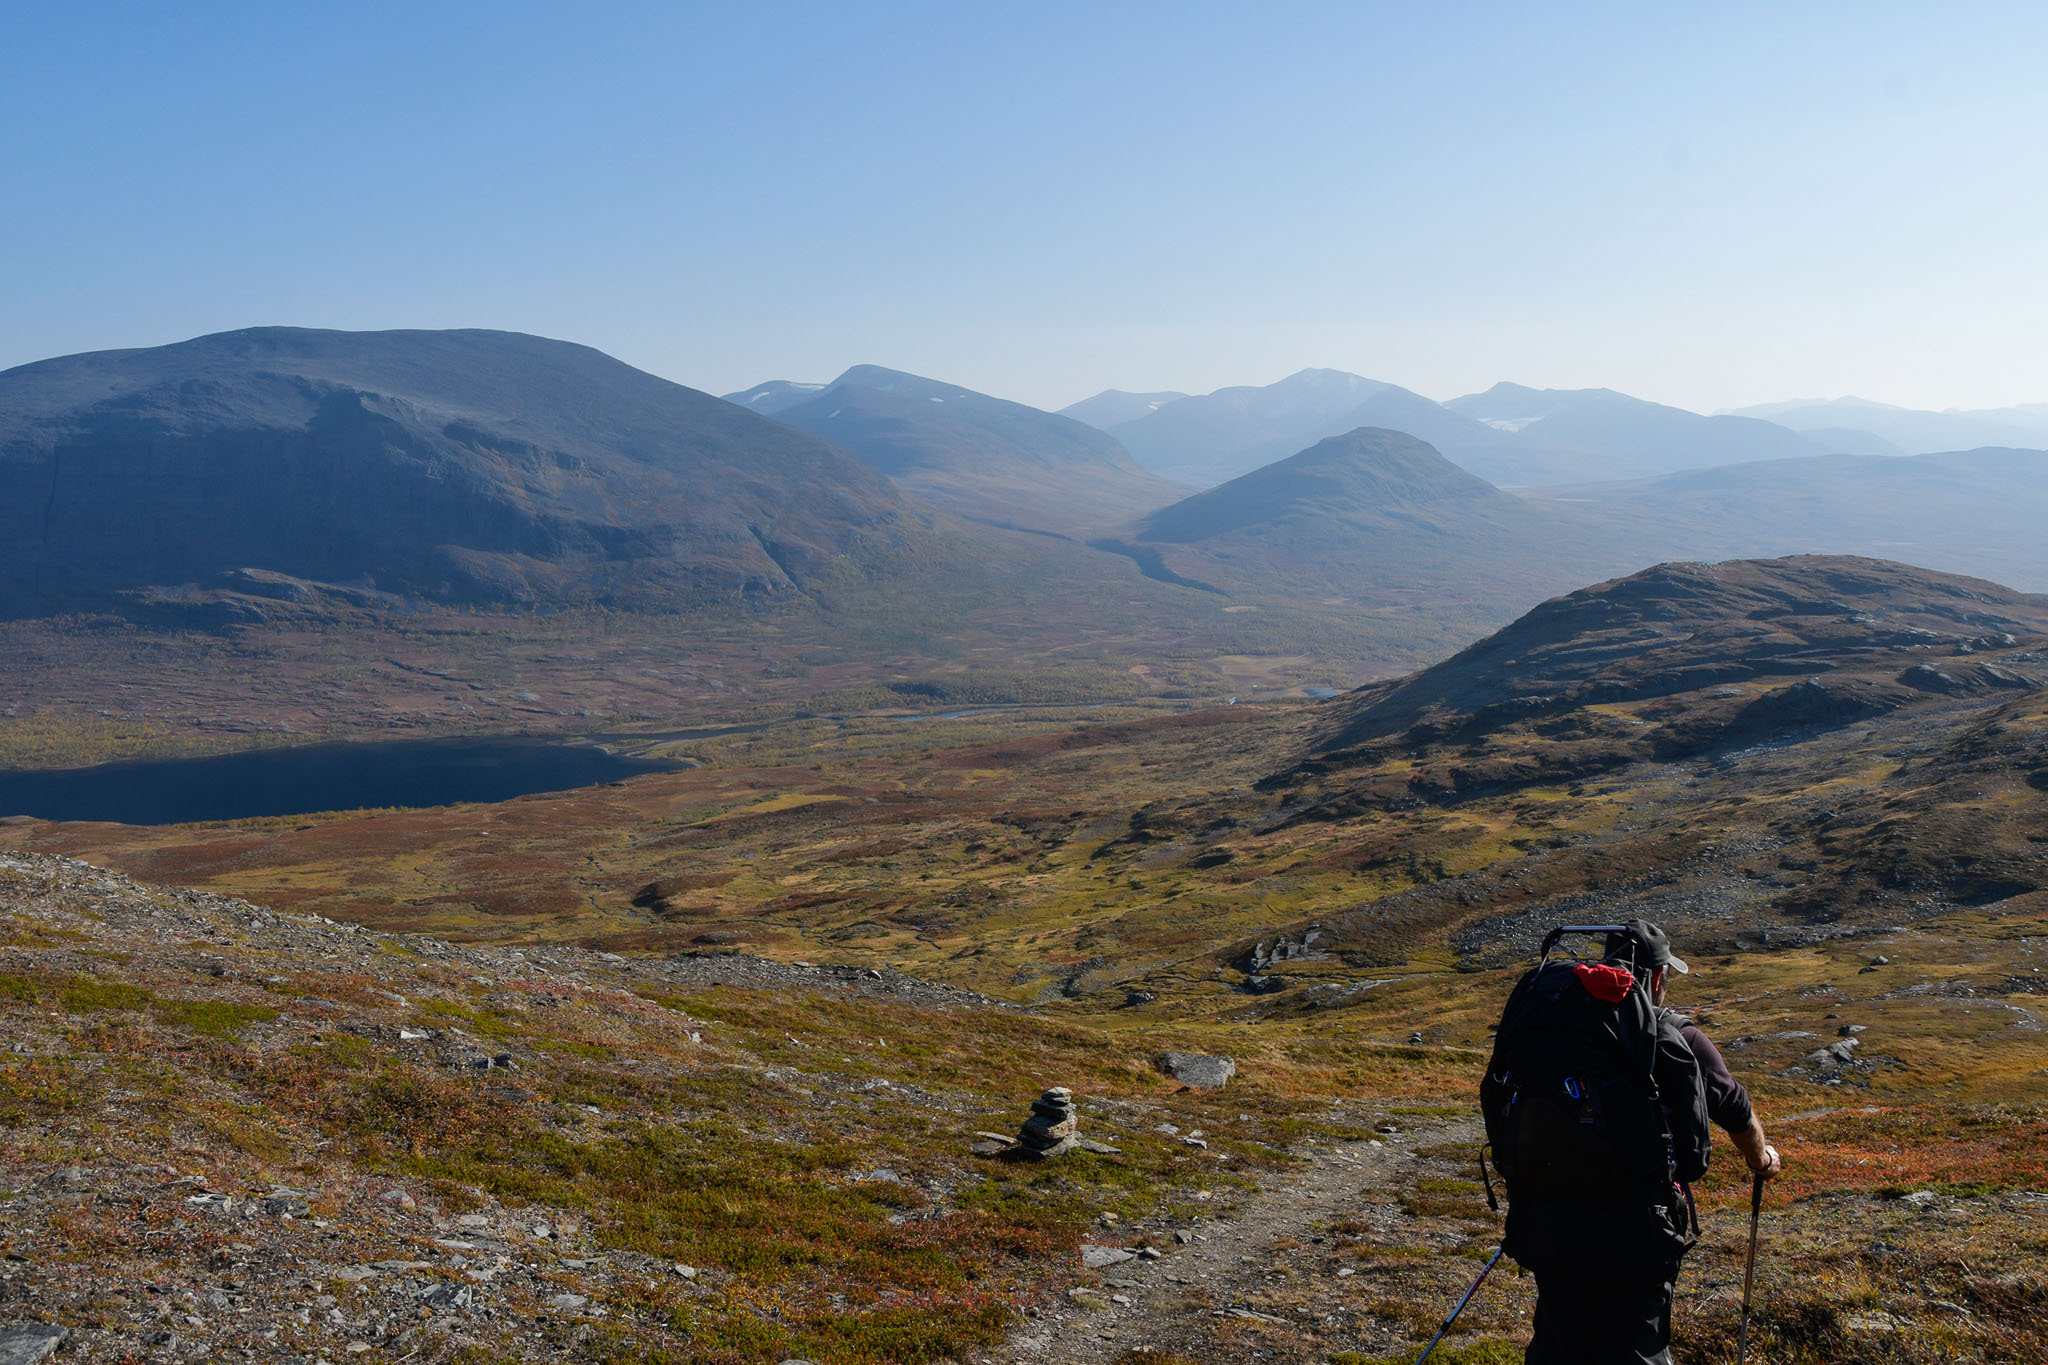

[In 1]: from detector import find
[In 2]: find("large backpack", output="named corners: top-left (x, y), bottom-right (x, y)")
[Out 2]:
top-left (1481, 959), bottom-right (1711, 1208)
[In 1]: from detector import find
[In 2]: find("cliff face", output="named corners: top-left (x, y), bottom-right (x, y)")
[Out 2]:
top-left (0, 328), bottom-right (925, 615)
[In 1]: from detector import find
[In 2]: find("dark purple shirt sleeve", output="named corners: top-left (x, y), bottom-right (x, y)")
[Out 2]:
top-left (1683, 1023), bottom-right (1754, 1134)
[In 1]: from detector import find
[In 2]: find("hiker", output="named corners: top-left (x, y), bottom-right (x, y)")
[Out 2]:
top-left (1481, 920), bottom-right (1780, 1365)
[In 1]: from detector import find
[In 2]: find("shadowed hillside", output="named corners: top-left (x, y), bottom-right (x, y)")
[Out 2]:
top-left (1057, 388), bottom-right (1188, 430)
top-left (0, 328), bottom-right (925, 616)
top-left (1524, 446), bottom-right (2048, 592)
top-left (1446, 381), bottom-right (1831, 480)
top-left (1117, 427), bottom-right (1629, 613)
top-left (731, 365), bottom-right (1188, 535)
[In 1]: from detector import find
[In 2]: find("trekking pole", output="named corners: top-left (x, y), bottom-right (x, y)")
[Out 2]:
top-left (1414, 1245), bottom-right (1504, 1364)
top-left (1736, 1170), bottom-right (1764, 1364)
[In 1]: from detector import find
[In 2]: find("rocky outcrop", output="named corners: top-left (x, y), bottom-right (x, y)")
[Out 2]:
top-left (1238, 928), bottom-right (1327, 974)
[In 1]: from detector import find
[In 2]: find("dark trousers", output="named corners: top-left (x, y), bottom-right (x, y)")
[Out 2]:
top-left (1525, 1264), bottom-right (1676, 1365)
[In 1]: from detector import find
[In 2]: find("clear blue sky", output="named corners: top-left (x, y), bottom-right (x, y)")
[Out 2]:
top-left (5, 2), bottom-right (2045, 412)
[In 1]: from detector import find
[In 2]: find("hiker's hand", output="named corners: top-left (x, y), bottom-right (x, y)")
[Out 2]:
top-left (1749, 1144), bottom-right (1781, 1179)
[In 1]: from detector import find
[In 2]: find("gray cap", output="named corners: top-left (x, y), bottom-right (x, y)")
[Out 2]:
top-left (1606, 918), bottom-right (1689, 975)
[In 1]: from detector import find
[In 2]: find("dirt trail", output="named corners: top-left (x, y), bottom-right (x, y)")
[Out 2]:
top-left (988, 1113), bottom-right (1516, 1365)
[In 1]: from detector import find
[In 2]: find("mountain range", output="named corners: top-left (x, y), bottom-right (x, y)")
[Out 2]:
top-left (1065, 369), bottom-right (1892, 488)
top-left (1725, 396), bottom-right (2048, 455)
top-left (14, 324), bottom-right (2048, 702)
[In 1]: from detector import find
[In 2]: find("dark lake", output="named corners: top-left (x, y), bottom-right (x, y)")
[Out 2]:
top-left (0, 737), bottom-right (683, 826)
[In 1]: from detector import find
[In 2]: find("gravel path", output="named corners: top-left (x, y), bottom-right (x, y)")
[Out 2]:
top-left (988, 1113), bottom-right (1508, 1365)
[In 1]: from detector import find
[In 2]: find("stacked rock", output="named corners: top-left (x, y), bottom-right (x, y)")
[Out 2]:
top-left (1018, 1086), bottom-right (1079, 1158)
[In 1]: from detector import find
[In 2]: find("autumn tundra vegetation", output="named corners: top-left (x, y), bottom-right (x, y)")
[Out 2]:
top-left (6, 540), bottom-right (2048, 1362)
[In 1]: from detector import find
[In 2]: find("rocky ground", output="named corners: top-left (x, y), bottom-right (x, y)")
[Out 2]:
top-left (0, 852), bottom-right (1063, 1363)
top-left (992, 1116), bottom-right (1499, 1365)
top-left (5, 851), bottom-right (2048, 1363)
top-left (0, 853), bottom-right (1413, 1364)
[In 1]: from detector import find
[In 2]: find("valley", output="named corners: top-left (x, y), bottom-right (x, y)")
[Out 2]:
top-left (6, 329), bottom-right (2048, 1364)
top-left (6, 555), bottom-right (2048, 1362)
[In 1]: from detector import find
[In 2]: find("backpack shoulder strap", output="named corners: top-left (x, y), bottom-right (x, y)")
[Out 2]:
top-left (1650, 1005), bottom-right (1713, 1183)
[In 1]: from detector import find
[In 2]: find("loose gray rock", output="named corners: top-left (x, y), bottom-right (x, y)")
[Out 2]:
top-left (0, 1325), bottom-right (65, 1365)
top-left (264, 1190), bottom-right (312, 1217)
top-left (418, 1282), bottom-right (473, 1310)
top-left (1081, 1245), bottom-right (1136, 1269)
top-left (1159, 1052), bottom-right (1236, 1089)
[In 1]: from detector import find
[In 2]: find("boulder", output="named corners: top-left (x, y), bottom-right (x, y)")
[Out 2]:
top-left (1159, 1051), bottom-right (1236, 1089)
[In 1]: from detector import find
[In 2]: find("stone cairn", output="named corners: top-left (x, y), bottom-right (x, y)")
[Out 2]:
top-left (1018, 1086), bottom-right (1079, 1158)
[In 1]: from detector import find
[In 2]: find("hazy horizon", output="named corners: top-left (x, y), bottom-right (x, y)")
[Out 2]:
top-left (6, 4), bottom-right (2046, 415)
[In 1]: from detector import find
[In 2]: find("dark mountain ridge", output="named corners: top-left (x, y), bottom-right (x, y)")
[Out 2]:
top-left (0, 328), bottom-right (922, 617)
